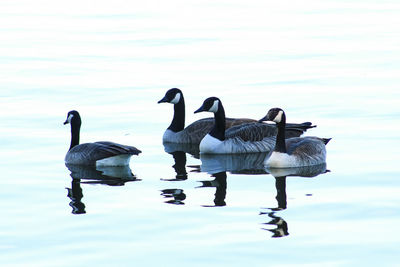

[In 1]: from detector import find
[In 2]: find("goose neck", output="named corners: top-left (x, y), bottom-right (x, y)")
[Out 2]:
top-left (69, 124), bottom-right (80, 150)
top-left (168, 96), bottom-right (185, 132)
top-left (274, 114), bottom-right (287, 153)
top-left (209, 103), bottom-right (226, 141)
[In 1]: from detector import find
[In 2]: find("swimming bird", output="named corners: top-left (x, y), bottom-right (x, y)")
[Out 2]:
top-left (194, 97), bottom-right (315, 154)
top-left (259, 108), bottom-right (331, 168)
top-left (63, 110), bottom-right (141, 166)
top-left (158, 88), bottom-right (256, 144)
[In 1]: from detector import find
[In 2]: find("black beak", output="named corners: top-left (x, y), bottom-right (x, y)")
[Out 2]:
top-left (63, 120), bottom-right (69, 125)
top-left (194, 105), bottom-right (206, 114)
top-left (157, 95), bottom-right (169, 104)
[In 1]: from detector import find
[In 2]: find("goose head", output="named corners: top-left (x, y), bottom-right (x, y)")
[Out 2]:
top-left (194, 97), bottom-right (220, 114)
top-left (64, 110), bottom-right (82, 128)
top-left (259, 108), bottom-right (285, 124)
top-left (158, 88), bottom-right (183, 105)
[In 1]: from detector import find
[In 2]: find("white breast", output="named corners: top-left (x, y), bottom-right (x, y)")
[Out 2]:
top-left (199, 134), bottom-right (223, 154)
top-left (163, 129), bottom-right (177, 142)
top-left (265, 152), bottom-right (298, 168)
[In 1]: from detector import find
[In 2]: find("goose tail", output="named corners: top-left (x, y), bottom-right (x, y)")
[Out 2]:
top-left (323, 138), bottom-right (332, 145)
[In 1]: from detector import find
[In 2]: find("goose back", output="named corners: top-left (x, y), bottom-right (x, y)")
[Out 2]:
top-left (163, 117), bottom-right (257, 144)
top-left (65, 141), bottom-right (141, 166)
top-left (226, 122), bottom-right (277, 141)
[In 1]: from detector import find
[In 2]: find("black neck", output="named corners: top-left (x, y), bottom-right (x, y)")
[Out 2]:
top-left (168, 96), bottom-right (185, 132)
top-left (172, 151), bottom-right (188, 180)
top-left (274, 113), bottom-right (287, 153)
top-left (213, 171), bottom-right (227, 206)
top-left (69, 124), bottom-right (80, 150)
top-left (275, 177), bottom-right (287, 210)
top-left (209, 103), bottom-right (226, 141)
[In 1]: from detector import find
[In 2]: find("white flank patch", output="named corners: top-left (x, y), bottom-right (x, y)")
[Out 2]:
top-left (208, 100), bottom-right (219, 113)
top-left (96, 154), bottom-right (132, 166)
top-left (273, 110), bottom-right (283, 123)
top-left (265, 152), bottom-right (297, 168)
top-left (170, 92), bottom-right (181, 104)
top-left (199, 134), bottom-right (222, 153)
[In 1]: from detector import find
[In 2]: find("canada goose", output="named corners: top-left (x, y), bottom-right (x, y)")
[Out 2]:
top-left (194, 97), bottom-right (315, 154)
top-left (158, 88), bottom-right (256, 143)
top-left (63, 110), bottom-right (141, 166)
top-left (259, 108), bottom-right (331, 168)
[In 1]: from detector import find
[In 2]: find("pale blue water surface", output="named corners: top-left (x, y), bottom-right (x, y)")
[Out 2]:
top-left (1, 0), bottom-right (400, 266)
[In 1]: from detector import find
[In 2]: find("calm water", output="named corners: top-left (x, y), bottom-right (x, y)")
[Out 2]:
top-left (1, 1), bottom-right (400, 266)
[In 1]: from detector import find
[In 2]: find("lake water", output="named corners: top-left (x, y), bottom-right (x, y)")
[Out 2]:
top-left (1, 0), bottom-right (400, 266)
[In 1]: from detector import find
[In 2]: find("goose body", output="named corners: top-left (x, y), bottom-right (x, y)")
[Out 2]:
top-left (194, 97), bottom-right (315, 154)
top-left (158, 88), bottom-right (255, 144)
top-left (260, 108), bottom-right (330, 168)
top-left (199, 122), bottom-right (277, 154)
top-left (64, 110), bottom-right (141, 166)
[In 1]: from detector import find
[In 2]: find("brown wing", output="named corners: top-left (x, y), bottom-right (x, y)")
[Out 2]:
top-left (225, 122), bottom-right (277, 142)
top-left (184, 117), bottom-right (257, 143)
top-left (226, 118), bottom-right (257, 128)
top-left (286, 137), bottom-right (326, 157)
top-left (184, 118), bottom-right (215, 143)
top-left (66, 142), bottom-right (141, 165)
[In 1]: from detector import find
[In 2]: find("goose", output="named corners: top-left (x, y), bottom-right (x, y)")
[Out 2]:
top-left (63, 110), bottom-right (141, 166)
top-left (259, 108), bottom-right (331, 168)
top-left (194, 97), bottom-right (315, 154)
top-left (158, 88), bottom-right (256, 144)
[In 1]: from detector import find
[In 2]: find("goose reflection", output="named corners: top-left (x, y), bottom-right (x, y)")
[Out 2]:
top-left (200, 153), bottom-right (268, 174)
top-left (261, 163), bottom-right (329, 238)
top-left (161, 151), bottom-right (188, 181)
top-left (66, 178), bottom-right (86, 214)
top-left (198, 171), bottom-right (227, 207)
top-left (163, 142), bottom-right (200, 159)
top-left (65, 163), bottom-right (139, 214)
top-left (160, 144), bottom-right (194, 205)
top-left (160, 189), bottom-right (186, 205)
top-left (197, 153), bottom-right (268, 207)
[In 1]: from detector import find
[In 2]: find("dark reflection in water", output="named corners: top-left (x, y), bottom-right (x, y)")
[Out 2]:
top-left (65, 163), bottom-right (139, 214)
top-left (161, 151), bottom-right (188, 181)
top-left (200, 153), bottom-right (268, 174)
top-left (160, 189), bottom-right (186, 205)
top-left (159, 149), bottom-right (330, 238)
top-left (260, 210), bottom-right (289, 238)
top-left (163, 142), bottom-right (200, 159)
top-left (260, 177), bottom-right (289, 238)
top-left (260, 163), bottom-right (329, 238)
top-left (197, 154), bottom-right (267, 207)
top-left (66, 178), bottom-right (86, 214)
top-left (161, 142), bottom-right (202, 205)
top-left (198, 171), bottom-right (227, 207)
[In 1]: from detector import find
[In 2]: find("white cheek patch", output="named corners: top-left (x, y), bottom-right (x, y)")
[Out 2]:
top-left (208, 100), bottom-right (219, 113)
top-left (67, 114), bottom-right (74, 123)
top-left (273, 110), bottom-right (283, 123)
top-left (170, 93), bottom-right (181, 104)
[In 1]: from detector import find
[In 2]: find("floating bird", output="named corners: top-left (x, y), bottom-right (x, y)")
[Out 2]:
top-left (158, 88), bottom-right (256, 144)
top-left (194, 97), bottom-right (314, 154)
top-left (259, 108), bottom-right (331, 167)
top-left (63, 110), bottom-right (141, 166)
